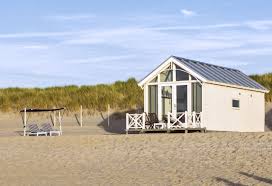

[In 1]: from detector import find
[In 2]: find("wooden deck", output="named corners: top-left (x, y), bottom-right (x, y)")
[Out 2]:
top-left (126, 127), bottom-right (206, 134)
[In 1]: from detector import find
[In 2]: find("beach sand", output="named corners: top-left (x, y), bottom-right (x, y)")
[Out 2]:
top-left (0, 112), bottom-right (272, 185)
top-left (0, 133), bottom-right (272, 185)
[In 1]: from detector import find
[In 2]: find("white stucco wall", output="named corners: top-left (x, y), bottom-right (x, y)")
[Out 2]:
top-left (202, 83), bottom-right (265, 132)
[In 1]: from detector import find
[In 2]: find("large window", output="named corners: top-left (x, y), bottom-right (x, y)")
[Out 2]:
top-left (192, 83), bottom-right (202, 112)
top-left (150, 76), bottom-right (158, 83)
top-left (176, 66), bottom-right (189, 81)
top-left (177, 85), bottom-right (187, 112)
top-left (148, 85), bottom-right (158, 114)
top-left (160, 70), bottom-right (173, 82)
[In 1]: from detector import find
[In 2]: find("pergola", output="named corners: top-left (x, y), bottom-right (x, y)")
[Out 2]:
top-left (20, 108), bottom-right (65, 136)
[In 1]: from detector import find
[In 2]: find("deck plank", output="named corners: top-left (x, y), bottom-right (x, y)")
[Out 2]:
top-left (126, 127), bottom-right (206, 134)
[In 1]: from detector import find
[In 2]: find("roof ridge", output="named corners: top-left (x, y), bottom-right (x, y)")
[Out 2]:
top-left (173, 56), bottom-right (240, 72)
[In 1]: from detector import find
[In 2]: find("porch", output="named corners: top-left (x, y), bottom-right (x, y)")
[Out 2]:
top-left (125, 112), bottom-right (206, 134)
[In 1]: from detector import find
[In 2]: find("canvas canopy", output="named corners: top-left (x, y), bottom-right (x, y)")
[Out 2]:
top-left (20, 108), bottom-right (65, 113)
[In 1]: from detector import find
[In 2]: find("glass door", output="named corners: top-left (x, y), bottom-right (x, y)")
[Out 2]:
top-left (158, 84), bottom-right (189, 121)
top-left (161, 86), bottom-right (172, 120)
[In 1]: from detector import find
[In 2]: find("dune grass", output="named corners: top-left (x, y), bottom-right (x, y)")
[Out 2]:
top-left (250, 73), bottom-right (272, 102)
top-left (0, 74), bottom-right (271, 113)
top-left (0, 78), bottom-right (143, 113)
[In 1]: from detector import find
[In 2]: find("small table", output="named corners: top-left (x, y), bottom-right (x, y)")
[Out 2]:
top-left (154, 123), bottom-right (166, 129)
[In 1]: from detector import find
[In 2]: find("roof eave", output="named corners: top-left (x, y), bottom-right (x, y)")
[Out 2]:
top-left (205, 80), bottom-right (269, 93)
top-left (138, 56), bottom-right (207, 87)
top-left (138, 56), bottom-right (173, 87)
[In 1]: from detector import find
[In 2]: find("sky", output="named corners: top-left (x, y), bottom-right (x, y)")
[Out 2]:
top-left (0, 0), bottom-right (272, 87)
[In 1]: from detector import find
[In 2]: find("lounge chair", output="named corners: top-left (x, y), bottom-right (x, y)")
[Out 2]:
top-left (27, 124), bottom-right (48, 136)
top-left (41, 123), bottom-right (61, 136)
top-left (145, 113), bottom-right (159, 129)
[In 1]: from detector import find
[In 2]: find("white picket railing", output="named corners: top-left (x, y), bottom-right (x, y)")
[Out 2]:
top-left (126, 112), bottom-right (202, 132)
top-left (126, 113), bottom-right (145, 131)
top-left (167, 112), bottom-right (187, 129)
top-left (167, 111), bottom-right (202, 129)
top-left (187, 112), bottom-right (202, 128)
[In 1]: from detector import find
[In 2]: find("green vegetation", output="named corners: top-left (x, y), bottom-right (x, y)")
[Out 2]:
top-left (0, 73), bottom-right (271, 113)
top-left (250, 73), bottom-right (272, 102)
top-left (0, 78), bottom-right (143, 113)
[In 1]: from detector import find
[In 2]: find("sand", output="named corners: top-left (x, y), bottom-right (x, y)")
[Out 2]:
top-left (0, 112), bottom-right (272, 185)
top-left (0, 133), bottom-right (272, 185)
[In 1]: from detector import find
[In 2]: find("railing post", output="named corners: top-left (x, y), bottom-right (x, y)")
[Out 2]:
top-left (126, 113), bottom-right (129, 132)
top-left (200, 112), bottom-right (202, 128)
top-left (142, 113), bottom-right (145, 129)
top-left (193, 112), bottom-right (196, 128)
top-left (185, 111), bottom-right (188, 128)
top-left (167, 112), bottom-right (170, 129)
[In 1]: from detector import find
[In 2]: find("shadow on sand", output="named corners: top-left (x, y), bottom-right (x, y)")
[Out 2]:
top-left (98, 109), bottom-right (143, 134)
top-left (265, 107), bottom-right (272, 131)
top-left (215, 172), bottom-right (272, 186)
top-left (239, 172), bottom-right (272, 184)
top-left (214, 177), bottom-right (246, 186)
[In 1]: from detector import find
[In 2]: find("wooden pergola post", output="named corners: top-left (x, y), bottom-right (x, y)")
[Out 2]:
top-left (53, 109), bottom-right (56, 127)
top-left (107, 104), bottom-right (110, 128)
top-left (23, 108), bottom-right (27, 136)
top-left (58, 111), bottom-right (62, 135)
top-left (80, 105), bottom-right (83, 127)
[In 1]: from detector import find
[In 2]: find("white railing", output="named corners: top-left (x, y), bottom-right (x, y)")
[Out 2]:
top-left (187, 112), bottom-right (202, 128)
top-left (126, 113), bottom-right (145, 131)
top-left (167, 112), bottom-right (187, 129)
top-left (167, 111), bottom-right (202, 129)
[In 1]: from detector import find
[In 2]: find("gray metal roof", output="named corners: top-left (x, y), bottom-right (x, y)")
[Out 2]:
top-left (173, 56), bottom-right (267, 91)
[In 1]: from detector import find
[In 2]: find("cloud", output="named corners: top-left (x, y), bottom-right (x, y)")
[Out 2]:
top-left (68, 55), bottom-right (135, 65)
top-left (60, 26), bottom-right (243, 52)
top-left (45, 14), bottom-right (96, 21)
top-left (1, 19), bottom-right (272, 41)
top-left (229, 47), bottom-right (272, 56)
top-left (180, 9), bottom-right (197, 17)
top-left (1, 15), bottom-right (272, 86)
top-left (22, 45), bottom-right (49, 50)
top-left (150, 23), bottom-right (240, 31)
top-left (245, 20), bottom-right (272, 30)
top-left (0, 31), bottom-right (74, 38)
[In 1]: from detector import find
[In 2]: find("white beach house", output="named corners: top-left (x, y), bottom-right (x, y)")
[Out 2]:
top-left (126, 56), bottom-right (269, 133)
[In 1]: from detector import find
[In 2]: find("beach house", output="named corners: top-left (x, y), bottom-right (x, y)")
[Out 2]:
top-left (126, 56), bottom-right (269, 133)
